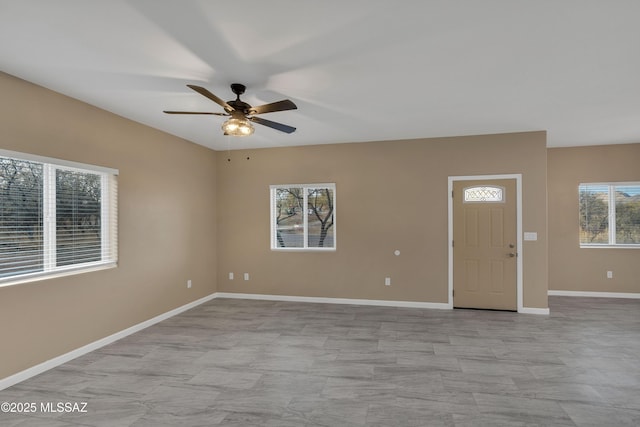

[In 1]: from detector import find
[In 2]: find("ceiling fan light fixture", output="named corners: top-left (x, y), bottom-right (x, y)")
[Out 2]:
top-left (222, 117), bottom-right (254, 136)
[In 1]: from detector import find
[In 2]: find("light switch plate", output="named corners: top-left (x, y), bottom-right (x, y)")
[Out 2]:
top-left (524, 232), bottom-right (538, 241)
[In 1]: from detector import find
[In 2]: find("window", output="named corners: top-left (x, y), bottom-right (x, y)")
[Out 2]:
top-left (463, 186), bottom-right (504, 203)
top-left (270, 184), bottom-right (335, 250)
top-left (0, 150), bottom-right (118, 285)
top-left (579, 183), bottom-right (640, 247)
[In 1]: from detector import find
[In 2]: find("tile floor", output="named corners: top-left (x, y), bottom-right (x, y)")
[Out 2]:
top-left (1, 296), bottom-right (639, 426)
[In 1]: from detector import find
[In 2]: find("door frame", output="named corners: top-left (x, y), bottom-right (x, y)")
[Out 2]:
top-left (447, 174), bottom-right (523, 312)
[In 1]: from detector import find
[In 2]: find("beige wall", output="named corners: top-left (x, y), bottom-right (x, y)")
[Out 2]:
top-left (0, 70), bottom-right (554, 382)
top-left (548, 144), bottom-right (640, 292)
top-left (216, 132), bottom-right (549, 309)
top-left (0, 72), bottom-right (218, 379)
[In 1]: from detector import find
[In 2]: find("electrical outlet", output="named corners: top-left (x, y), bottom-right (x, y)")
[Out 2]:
top-left (244, 273), bottom-right (249, 281)
top-left (607, 271), bottom-right (613, 279)
top-left (229, 272), bottom-right (234, 280)
top-left (187, 279), bottom-right (192, 289)
top-left (385, 277), bottom-right (391, 286)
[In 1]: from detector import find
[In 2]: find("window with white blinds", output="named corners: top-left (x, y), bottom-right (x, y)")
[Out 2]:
top-left (270, 184), bottom-right (336, 250)
top-left (579, 182), bottom-right (640, 247)
top-left (0, 150), bottom-right (118, 285)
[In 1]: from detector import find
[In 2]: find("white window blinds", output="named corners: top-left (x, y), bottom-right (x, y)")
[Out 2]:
top-left (0, 150), bottom-right (117, 285)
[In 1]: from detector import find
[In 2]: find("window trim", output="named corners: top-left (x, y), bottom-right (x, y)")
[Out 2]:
top-left (270, 183), bottom-right (336, 251)
top-left (0, 149), bottom-right (118, 176)
top-left (579, 181), bottom-right (640, 249)
top-left (0, 149), bottom-right (118, 287)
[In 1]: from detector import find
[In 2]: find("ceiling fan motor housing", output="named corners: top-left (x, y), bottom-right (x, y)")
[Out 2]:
top-left (228, 100), bottom-right (252, 115)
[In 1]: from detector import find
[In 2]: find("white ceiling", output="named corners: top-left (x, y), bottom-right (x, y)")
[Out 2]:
top-left (2, 1), bottom-right (640, 151)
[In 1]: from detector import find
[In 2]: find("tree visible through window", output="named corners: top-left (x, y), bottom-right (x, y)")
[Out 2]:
top-left (0, 151), bottom-right (118, 284)
top-left (56, 170), bottom-right (102, 266)
top-left (271, 184), bottom-right (335, 250)
top-left (579, 183), bottom-right (640, 246)
top-left (0, 158), bottom-right (44, 277)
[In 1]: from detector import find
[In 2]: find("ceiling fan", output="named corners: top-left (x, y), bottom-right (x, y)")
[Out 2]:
top-left (164, 84), bottom-right (297, 136)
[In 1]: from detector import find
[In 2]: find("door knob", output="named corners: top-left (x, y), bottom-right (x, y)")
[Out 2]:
top-left (508, 252), bottom-right (516, 258)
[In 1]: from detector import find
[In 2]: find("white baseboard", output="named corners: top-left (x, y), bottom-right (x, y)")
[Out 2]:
top-left (520, 307), bottom-right (550, 315)
top-left (216, 292), bottom-right (552, 315)
top-left (549, 290), bottom-right (640, 299)
top-left (0, 293), bottom-right (217, 391)
top-left (214, 292), bottom-right (451, 310)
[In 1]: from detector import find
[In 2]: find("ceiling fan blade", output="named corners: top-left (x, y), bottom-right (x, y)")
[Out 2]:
top-left (250, 116), bottom-right (296, 134)
top-left (164, 111), bottom-right (228, 116)
top-left (249, 99), bottom-right (297, 115)
top-left (186, 84), bottom-right (234, 112)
